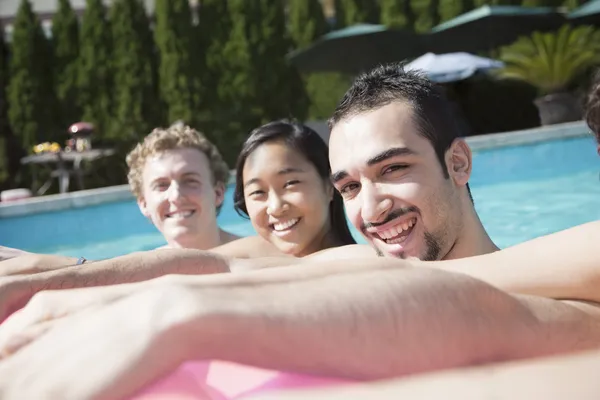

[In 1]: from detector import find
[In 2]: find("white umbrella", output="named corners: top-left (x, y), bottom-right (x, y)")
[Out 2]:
top-left (404, 52), bottom-right (504, 83)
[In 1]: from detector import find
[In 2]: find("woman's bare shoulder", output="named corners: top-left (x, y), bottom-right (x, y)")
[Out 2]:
top-left (211, 235), bottom-right (285, 259)
top-left (307, 244), bottom-right (377, 261)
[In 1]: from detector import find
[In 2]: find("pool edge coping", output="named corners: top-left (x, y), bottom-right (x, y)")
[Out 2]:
top-left (1, 121), bottom-right (594, 219)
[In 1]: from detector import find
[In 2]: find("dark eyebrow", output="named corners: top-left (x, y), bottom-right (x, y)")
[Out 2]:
top-left (330, 170), bottom-right (348, 185)
top-left (366, 147), bottom-right (416, 166)
top-left (244, 168), bottom-right (305, 189)
top-left (278, 167), bottom-right (305, 175)
top-left (181, 172), bottom-right (202, 178)
top-left (330, 147), bottom-right (415, 185)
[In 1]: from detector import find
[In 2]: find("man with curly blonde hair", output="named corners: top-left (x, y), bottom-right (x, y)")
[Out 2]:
top-left (125, 124), bottom-right (240, 250)
top-left (0, 125), bottom-right (239, 277)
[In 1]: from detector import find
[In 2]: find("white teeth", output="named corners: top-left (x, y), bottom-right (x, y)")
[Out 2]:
top-left (377, 218), bottom-right (416, 241)
top-left (273, 218), bottom-right (299, 231)
top-left (167, 211), bottom-right (194, 218)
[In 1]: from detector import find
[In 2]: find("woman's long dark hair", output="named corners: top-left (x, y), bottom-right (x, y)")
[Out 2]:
top-left (234, 120), bottom-right (356, 246)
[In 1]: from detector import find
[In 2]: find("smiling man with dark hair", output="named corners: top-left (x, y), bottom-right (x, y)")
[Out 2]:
top-left (328, 64), bottom-right (493, 260)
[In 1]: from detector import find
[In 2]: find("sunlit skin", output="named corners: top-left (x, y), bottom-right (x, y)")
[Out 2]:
top-left (242, 141), bottom-right (341, 257)
top-left (137, 148), bottom-right (225, 250)
top-left (329, 102), bottom-right (496, 260)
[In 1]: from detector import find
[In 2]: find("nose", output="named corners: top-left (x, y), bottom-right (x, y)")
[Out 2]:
top-left (166, 182), bottom-right (184, 203)
top-left (360, 182), bottom-right (392, 223)
top-left (266, 191), bottom-right (288, 217)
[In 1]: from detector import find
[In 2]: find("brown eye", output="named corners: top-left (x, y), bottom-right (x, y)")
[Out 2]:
top-left (339, 182), bottom-right (359, 195)
top-left (284, 180), bottom-right (300, 188)
top-left (383, 165), bottom-right (408, 174)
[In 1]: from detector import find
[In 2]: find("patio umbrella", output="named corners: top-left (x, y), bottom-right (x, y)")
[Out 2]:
top-left (569, 0), bottom-right (600, 26)
top-left (428, 5), bottom-right (567, 54)
top-left (287, 24), bottom-right (426, 75)
top-left (404, 52), bottom-right (504, 83)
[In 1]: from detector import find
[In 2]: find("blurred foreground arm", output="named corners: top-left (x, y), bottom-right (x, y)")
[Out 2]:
top-left (0, 246), bottom-right (31, 262)
top-left (2, 259), bottom-right (600, 400)
top-left (169, 260), bottom-right (600, 379)
top-left (247, 347), bottom-right (600, 400)
top-left (0, 253), bottom-right (79, 277)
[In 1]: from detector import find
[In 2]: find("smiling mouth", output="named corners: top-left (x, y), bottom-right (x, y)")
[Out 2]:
top-left (165, 210), bottom-right (196, 219)
top-left (371, 217), bottom-right (416, 245)
top-left (271, 218), bottom-right (301, 233)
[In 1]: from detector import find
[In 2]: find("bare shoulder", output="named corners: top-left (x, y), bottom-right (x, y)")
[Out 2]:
top-left (211, 235), bottom-right (285, 259)
top-left (307, 244), bottom-right (378, 261)
top-left (219, 229), bottom-right (243, 245)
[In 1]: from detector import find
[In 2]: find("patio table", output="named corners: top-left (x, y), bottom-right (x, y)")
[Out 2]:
top-left (20, 148), bottom-right (116, 195)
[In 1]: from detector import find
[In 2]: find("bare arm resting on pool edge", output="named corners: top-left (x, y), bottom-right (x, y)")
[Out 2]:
top-left (160, 263), bottom-right (600, 380)
top-left (429, 220), bottom-right (600, 303)
top-left (0, 254), bottom-right (80, 277)
top-left (2, 221), bottom-right (600, 324)
top-left (2, 260), bottom-right (599, 400)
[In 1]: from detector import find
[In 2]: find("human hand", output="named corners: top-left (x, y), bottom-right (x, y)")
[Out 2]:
top-left (0, 284), bottom-right (203, 400)
top-left (0, 276), bottom-right (34, 324)
top-left (0, 246), bottom-right (30, 262)
top-left (0, 278), bottom-right (164, 356)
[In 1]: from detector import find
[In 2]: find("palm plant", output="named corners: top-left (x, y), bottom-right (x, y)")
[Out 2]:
top-left (497, 25), bottom-right (600, 125)
top-left (498, 25), bottom-right (600, 95)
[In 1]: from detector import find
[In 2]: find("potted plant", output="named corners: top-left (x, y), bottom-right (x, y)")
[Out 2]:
top-left (498, 25), bottom-right (600, 126)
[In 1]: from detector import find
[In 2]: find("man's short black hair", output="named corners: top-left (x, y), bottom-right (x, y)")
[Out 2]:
top-left (329, 63), bottom-right (469, 178)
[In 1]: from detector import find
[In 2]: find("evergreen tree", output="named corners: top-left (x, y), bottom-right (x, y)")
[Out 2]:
top-left (78, 0), bottom-right (113, 138)
top-left (413, 0), bottom-right (441, 32)
top-left (7, 0), bottom-right (55, 150)
top-left (202, 0), bottom-right (257, 163)
top-left (0, 24), bottom-right (10, 185)
top-left (439, 0), bottom-right (473, 23)
top-left (288, 0), bottom-right (350, 121)
top-left (52, 0), bottom-right (80, 130)
top-left (380, 0), bottom-right (416, 30)
top-left (288, 0), bottom-right (329, 48)
top-left (335, 0), bottom-right (381, 28)
top-left (154, 0), bottom-right (198, 126)
top-left (195, 0), bottom-right (232, 128)
top-left (244, 0), bottom-right (309, 122)
top-left (0, 25), bottom-right (26, 190)
top-left (110, 0), bottom-right (161, 140)
top-left (0, 25), bottom-right (8, 140)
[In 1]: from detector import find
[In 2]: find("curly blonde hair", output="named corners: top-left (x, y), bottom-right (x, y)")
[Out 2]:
top-left (126, 125), bottom-right (229, 210)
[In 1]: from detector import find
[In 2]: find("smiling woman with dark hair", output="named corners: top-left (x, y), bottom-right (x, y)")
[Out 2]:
top-left (211, 120), bottom-right (358, 259)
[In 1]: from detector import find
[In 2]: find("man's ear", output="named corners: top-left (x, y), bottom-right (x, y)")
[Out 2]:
top-left (138, 197), bottom-right (150, 218)
top-left (214, 182), bottom-right (225, 208)
top-left (446, 138), bottom-right (472, 187)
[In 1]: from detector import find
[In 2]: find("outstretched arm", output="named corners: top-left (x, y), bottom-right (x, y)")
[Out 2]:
top-left (168, 260), bottom-right (600, 379)
top-left (434, 220), bottom-right (600, 302)
top-left (0, 246), bottom-right (31, 262)
top-left (246, 347), bottom-right (600, 400)
top-left (0, 253), bottom-right (79, 277)
top-left (2, 259), bottom-right (600, 400)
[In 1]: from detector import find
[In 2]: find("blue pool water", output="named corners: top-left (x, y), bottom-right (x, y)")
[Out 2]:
top-left (1, 136), bottom-right (599, 259)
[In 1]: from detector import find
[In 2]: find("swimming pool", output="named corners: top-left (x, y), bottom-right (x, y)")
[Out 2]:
top-left (1, 135), bottom-right (599, 259)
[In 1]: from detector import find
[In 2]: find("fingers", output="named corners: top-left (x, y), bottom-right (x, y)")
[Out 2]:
top-left (0, 320), bottom-right (55, 360)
